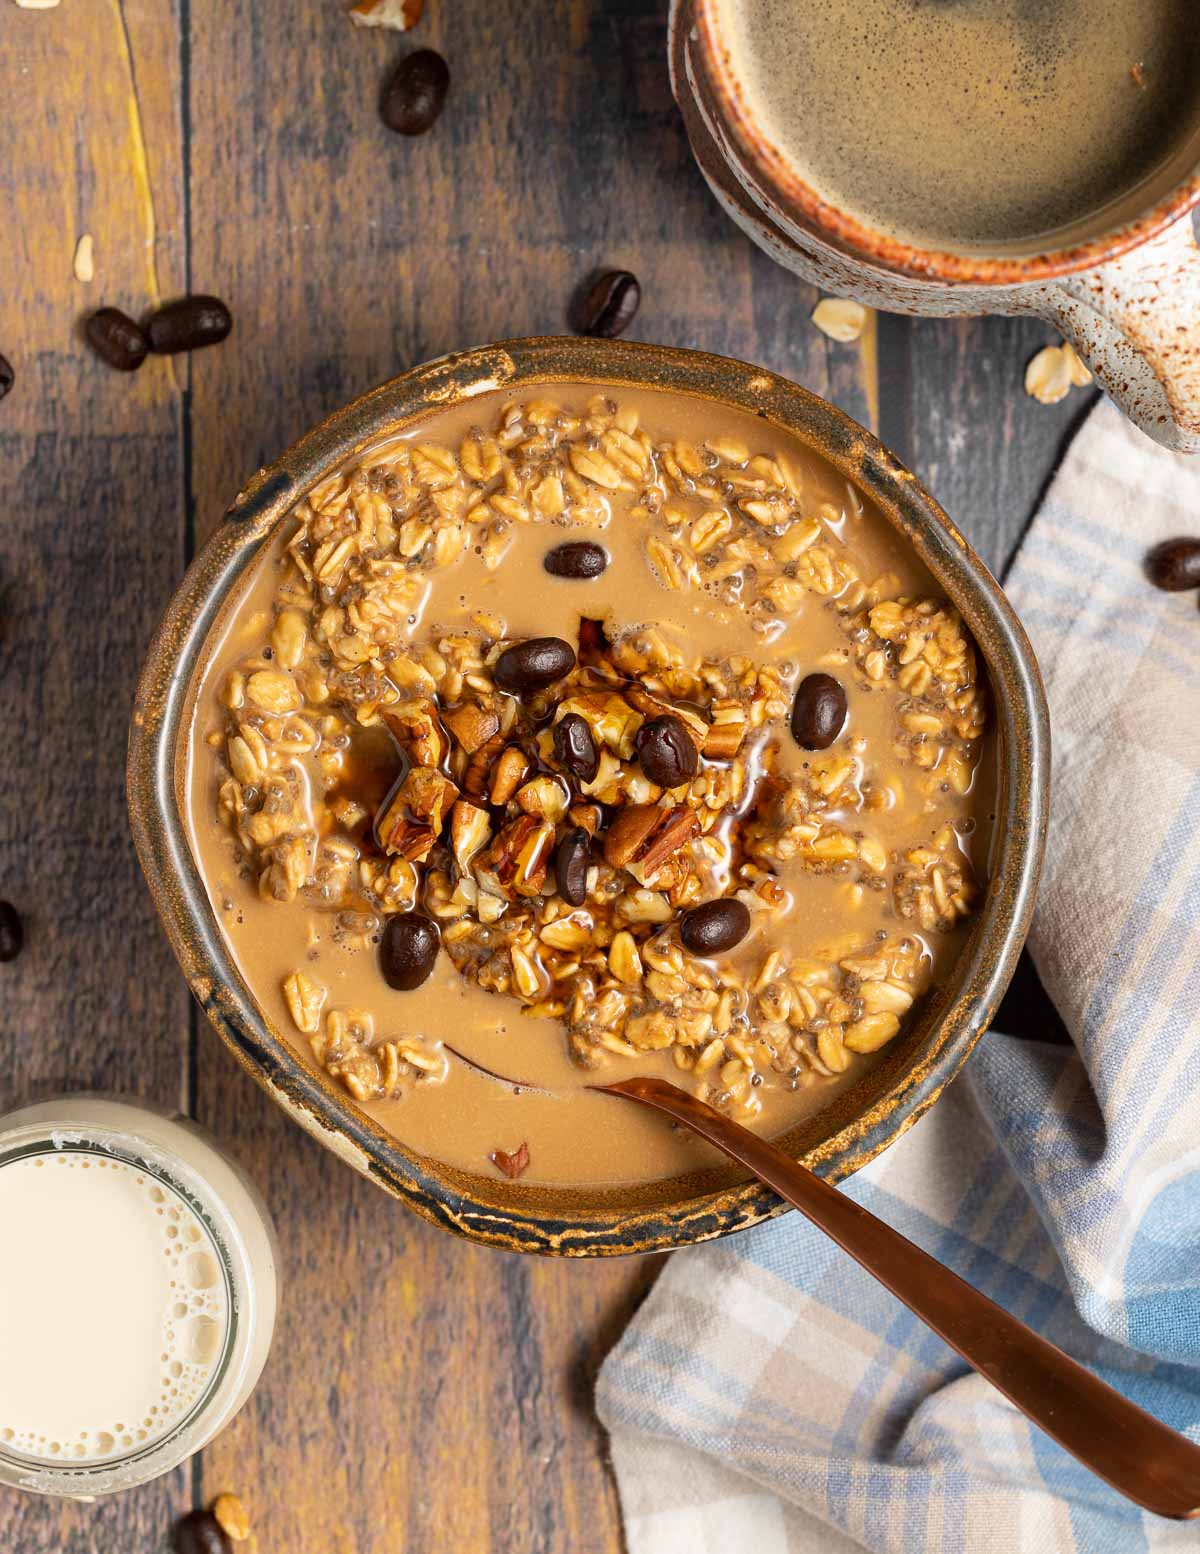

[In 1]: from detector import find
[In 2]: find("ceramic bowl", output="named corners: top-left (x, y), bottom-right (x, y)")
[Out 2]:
top-left (128, 337), bottom-right (1049, 1256)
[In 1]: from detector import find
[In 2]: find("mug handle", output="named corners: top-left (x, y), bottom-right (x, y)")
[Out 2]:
top-left (1034, 214), bottom-right (1200, 454)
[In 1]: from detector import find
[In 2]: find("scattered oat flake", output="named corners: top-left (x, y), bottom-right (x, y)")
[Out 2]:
top-left (73, 234), bottom-right (94, 284)
top-left (13, 0), bottom-right (61, 8)
top-left (811, 297), bottom-right (867, 344)
top-left (348, 0), bottom-right (423, 29)
top-left (211, 1493), bottom-right (251, 1542)
top-left (489, 1141), bottom-right (530, 1179)
top-left (1024, 344), bottom-right (1074, 406)
top-left (1061, 341), bottom-right (1093, 388)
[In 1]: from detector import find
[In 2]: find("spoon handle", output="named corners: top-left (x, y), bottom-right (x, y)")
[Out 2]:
top-left (597, 1076), bottom-right (1200, 1520)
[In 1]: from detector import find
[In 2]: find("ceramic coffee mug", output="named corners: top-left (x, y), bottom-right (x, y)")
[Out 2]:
top-left (669, 0), bottom-right (1200, 453)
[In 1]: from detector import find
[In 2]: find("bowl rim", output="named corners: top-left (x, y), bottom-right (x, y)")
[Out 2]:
top-left (127, 336), bottom-right (1050, 1257)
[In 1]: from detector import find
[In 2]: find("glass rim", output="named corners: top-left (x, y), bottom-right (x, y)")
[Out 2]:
top-left (0, 1129), bottom-right (240, 1489)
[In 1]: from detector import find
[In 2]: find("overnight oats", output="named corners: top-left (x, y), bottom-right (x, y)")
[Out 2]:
top-left (186, 386), bottom-right (991, 1186)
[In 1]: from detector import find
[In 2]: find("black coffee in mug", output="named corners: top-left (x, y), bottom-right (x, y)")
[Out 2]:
top-left (719, 0), bottom-right (1200, 255)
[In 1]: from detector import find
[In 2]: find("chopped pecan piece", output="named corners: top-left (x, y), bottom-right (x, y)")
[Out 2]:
top-left (475, 814), bottom-right (554, 899)
top-left (489, 1141), bottom-right (530, 1179)
top-left (488, 744), bottom-right (529, 805)
top-left (704, 698), bottom-right (748, 758)
top-left (444, 702), bottom-right (501, 755)
top-left (376, 767), bottom-right (458, 860)
top-left (450, 799), bottom-right (491, 869)
top-left (463, 731), bottom-right (505, 799)
top-left (567, 800), bottom-right (603, 835)
top-left (603, 805), bottom-right (664, 869)
top-left (515, 775), bottom-right (569, 821)
top-left (577, 616), bottom-right (613, 669)
top-left (629, 806), bottom-right (700, 883)
top-left (377, 809), bottom-right (435, 862)
top-left (383, 698), bottom-right (448, 767)
top-left (348, 0), bottom-right (425, 30)
top-left (603, 803), bottom-right (700, 882)
top-left (398, 766), bottom-right (459, 829)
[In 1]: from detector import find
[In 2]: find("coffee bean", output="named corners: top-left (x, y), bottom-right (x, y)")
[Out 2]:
top-left (680, 898), bottom-right (751, 956)
top-left (790, 673), bottom-right (847, 750)
top-left (555, 828), bottom-right (591, 907)
top-left (0, 354), bottom-right (13, 401)
top-left (85, 308), bottom-right (149, 371)
top-left (574, 270), bottom-right (641, 338)
top-left (635, 715), bottom-right (698, 788)
top-left (1146, 537), bottom-right (1200, 593)
top-left (381, 48), bottom-right (450, 135)
top-left (173, 1511), bottom-right (232, 1554)
top-left (553, 712), bottom-right (599, 782)
top-left (380, 911), bottom-right (440, 991)
top-left (543, 541), bottom-right (609, 579)
top-left (494, 636), bottom-right (576, 694)
top-left (147, 296), bottom-right (232, 354)
top-left (0, 902), bottom-right (21, 963)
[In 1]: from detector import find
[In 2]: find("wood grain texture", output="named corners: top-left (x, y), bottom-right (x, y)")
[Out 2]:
top-left (0, 1), bottom-right (189, 1548)
top-left (877, 312), bottom-right (1100, 578)
top-left (0, 0), bottom-right (1080, 1548)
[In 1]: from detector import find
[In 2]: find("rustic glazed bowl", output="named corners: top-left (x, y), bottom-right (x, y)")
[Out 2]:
top-left (128, 337), bottom-right (1049, 1257)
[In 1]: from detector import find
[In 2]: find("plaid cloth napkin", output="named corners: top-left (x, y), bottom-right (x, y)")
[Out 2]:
top-left (596, 401), bottom-right (1200, 1554)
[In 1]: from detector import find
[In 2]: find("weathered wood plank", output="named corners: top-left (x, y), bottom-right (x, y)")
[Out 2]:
top-left (878, 313), bottom-right (1097, 578)
top-left (0, 1), bottom-right (188, 1547)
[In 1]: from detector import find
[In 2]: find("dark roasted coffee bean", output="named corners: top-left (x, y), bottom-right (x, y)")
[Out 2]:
top-left (85, 308), bottom-right (149, 371)
top-left (380, 911), bottom-right (440, 991)
top-left (790, 673), bottom-right (848, 750)
top-left (494, 636), bottom-right (576, 693)
top-left (574, 270), bottom-right (641, 338)
top-left (147, 296), bottom-right (232, 354)
top-left (680, 898), bottom-right (751, 956)
top-left (381, 48), bottom-right (450, 135)
top-left (555, 827), bottom-right (591, 908)
top-left (0, 354), bottom-right (13, 401)
top-left (0, 902), bottom-right (21, 963)
top-left (173, 1510), bottom-right (232, 1554)
top-left (635, 715), bottom-right (699, 788)
top-left (553, 712), bottom-right (599, 782)
top-left (543, 541), bottom-right (609, 579)
top-left (1146, 537), bottom-right (1200, 593)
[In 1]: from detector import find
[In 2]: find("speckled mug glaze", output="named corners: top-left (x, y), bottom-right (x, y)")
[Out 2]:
top-left (670, 0), bottom-right (1200, 453)
top-left (128, 338), bottom-right (1049, 1257)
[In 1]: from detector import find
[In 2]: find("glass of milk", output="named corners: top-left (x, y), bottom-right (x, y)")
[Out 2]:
top-left (0, 1094), bottom-right (278, 1498)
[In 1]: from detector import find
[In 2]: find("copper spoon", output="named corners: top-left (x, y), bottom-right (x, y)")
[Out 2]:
top-left (595, 1075), bottom-right (1200, 1520)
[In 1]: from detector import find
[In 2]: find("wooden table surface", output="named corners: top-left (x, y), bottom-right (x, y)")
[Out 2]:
top-left (0, 2), bottom-right (1086, 1549)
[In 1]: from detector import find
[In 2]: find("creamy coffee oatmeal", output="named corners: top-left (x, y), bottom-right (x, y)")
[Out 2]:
top-left (188, 386), bottom-right (991, 1186)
